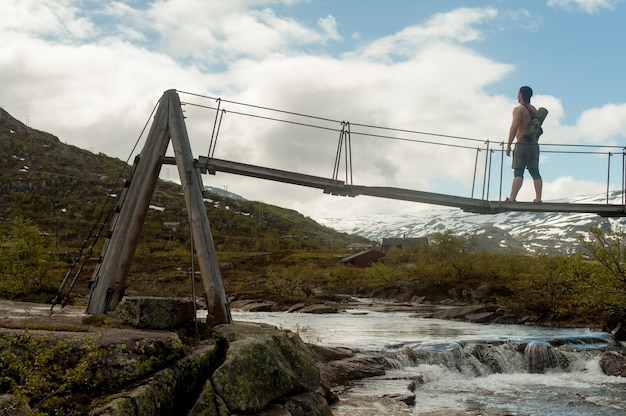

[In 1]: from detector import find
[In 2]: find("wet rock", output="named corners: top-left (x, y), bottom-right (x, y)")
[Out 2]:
top-left (611, 324), bottom-right (626, 342)
top-left (525, 342), bottom-right (569, 374)
top-left (317, 355), bottom-right (386, 387)
top-left (308, 344), bottom-right (354, 363)
top-left (383, 392), bottom-right (416, 406)
top-left (230, 299), bottom-right (277, 312)
top-left (230, 299), bottom-right (263, 309)
top-left (429, 305), bottom-right (495, 321)
top-left (286, 302), bottom-right (307, 312)
top-left (599, 350), bottom-right (626, 376)
top-left (491, 313), bottom-right (519, 324)
top-left (244, 302), bottom-right (276, 312)
top-left (407, 376), bottom-right (425, 391)
top-left (465, 311), bottom-right (498, 324)
top-left (298, 304), bottom-right (339, 314)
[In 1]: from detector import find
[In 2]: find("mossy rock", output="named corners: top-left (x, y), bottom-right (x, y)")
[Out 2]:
top-left (212, 322), bottom-right (322, 414)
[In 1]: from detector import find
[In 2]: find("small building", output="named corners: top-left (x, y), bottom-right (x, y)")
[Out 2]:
top-left (381, 237), bottom-right (429, 253)
top-left (346, 242), bottom-right (373, 251)
top-left (340, 249), bottom-right (385, 268)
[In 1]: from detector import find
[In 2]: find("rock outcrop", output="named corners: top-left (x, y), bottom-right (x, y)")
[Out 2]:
top-left (599, 350), bottom-right (626, 377)
top-left (0, 300), bottom-right (333, 416)
top-left (89, 322), bottom-right (333, 416)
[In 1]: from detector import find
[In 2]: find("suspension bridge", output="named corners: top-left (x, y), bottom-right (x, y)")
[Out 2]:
top-left (52, 89), bottom-right (626, 323)
top-left (175, 90), bottom-right (626, 217)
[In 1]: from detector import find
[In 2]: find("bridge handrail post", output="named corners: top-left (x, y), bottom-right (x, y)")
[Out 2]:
top-left (623, 149), bottom-right (626, 208)
top-left (498, 142), bottom-right (505, 203)
top-left (481, 140), bottom-right (490, 203)
top-left (471, 147), bottom-right (480, 199)
top-left (208, 98), bottom-right (221, 158)
top-left (607, 152), bottom-right (612, 205)
top-left (332, 121), bottom-right (346, 184)
top-left (486, 148), bottom-right (495, 204)
top-left (346, 122), bottom-right (353, 186)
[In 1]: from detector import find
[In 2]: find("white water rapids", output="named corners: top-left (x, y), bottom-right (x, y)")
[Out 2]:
top-left (230, 299), bottom-right (626, 416)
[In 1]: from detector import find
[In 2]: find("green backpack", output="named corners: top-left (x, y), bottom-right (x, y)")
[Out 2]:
top-left (524, 105), bottom-right (548, 141)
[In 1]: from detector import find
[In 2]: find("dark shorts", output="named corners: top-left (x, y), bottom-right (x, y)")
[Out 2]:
top-left (512, 137), bottom-right (539, 170)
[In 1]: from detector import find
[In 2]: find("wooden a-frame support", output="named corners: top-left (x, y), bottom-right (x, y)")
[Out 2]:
top-left (85, 89), bottom-right (232, 324)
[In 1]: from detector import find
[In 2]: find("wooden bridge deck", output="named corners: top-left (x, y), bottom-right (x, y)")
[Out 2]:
top-left (160, 157), bottom-right (626, 218)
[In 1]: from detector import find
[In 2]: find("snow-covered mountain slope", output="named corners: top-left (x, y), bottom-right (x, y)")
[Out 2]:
top-left (318, 191), bottom-right (626, 255)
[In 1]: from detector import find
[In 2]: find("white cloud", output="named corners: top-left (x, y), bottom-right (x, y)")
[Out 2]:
top-left (574, 103), bottom-right (626, 144)
top-left (350, 8), bottom-right (498, 62)
top-left (1, 1), bottom-right (622, 221)
top-left (0, 0), bottom-right (96, 39)
top-left (547, 0), bottom-right (618, 13)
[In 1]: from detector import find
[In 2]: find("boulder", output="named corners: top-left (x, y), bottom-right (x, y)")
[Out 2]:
top-left (114, 296), bottom-right (196, 329)
top-left (298, 304), bottom-right (339, 314)
top-left (230, 299), bottom-right (277, 312)
top-left (599, 350), bottom-right (626, 377)
top-left (471, 284), bottom-right (494, 302)
top-left (316, 355), bottom-right (386, 387)
top-left (211, 322), bottom-right (330, 414)
top-left (465, 311), bottom-right (498, 324)
top-left (430, 305), bottom-right (493, 321)
top-left (286, 302), bottom-right (307, 313)
top-left (91, 340), bottom-right (221, 415)
top-left (611, 324), bottom-right (626, 342)
top-left (308, 344), bottom-right (354, 363)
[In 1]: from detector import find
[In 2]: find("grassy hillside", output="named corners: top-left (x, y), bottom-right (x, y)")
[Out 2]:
top-left (0, 107), bottom-right (369, 302)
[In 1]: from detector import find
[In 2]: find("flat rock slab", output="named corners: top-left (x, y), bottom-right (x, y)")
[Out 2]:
top-left (114, 296), bottom-right (196, 329)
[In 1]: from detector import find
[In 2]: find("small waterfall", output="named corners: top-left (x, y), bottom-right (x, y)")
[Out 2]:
top-left (524, 340), bottom-right (569, 373)
top-left (230, 307), bottom-right (626, 415)
top-left (381, 334), bottom-right (618, 376)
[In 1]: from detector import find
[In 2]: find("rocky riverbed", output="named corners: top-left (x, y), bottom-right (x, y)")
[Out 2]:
top-left (1, 297), bottom-right (625, 416)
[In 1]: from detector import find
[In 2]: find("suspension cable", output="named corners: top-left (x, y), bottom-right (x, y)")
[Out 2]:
top-left (179, 93), bottom-right (624, 160)
top-left (178, 89), bottom-right (626, 205)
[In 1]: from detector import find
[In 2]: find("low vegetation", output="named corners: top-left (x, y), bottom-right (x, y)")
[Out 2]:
top-left (1, 215), bottom-right (625, 329)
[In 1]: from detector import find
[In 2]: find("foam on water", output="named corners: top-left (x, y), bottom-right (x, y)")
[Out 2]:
top-left (227, 304), bottom-right (626, 415)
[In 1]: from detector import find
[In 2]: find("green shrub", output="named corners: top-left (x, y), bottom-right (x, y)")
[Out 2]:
top-left (0, 217), bottom-right (49, 299)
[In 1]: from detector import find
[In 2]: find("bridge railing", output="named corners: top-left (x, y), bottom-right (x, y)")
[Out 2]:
top-left (176, 90), bottom-right (626, 207)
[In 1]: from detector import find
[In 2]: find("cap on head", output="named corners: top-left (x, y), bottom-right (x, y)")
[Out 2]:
top-left (520, 86), bottom-right (533, 103)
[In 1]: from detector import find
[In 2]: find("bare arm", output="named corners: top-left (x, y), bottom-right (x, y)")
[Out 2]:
top-left (506, 106), bottom-right (522, 156)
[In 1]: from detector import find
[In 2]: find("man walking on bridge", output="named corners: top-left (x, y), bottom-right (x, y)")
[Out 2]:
top-left (505, 86), bottom-right (542, 202)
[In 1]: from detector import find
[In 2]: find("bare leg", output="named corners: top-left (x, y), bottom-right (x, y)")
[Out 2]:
top-left (533, 179), bottom-right (543, 202)
top-left (508, 177), bottom-right (523, 201)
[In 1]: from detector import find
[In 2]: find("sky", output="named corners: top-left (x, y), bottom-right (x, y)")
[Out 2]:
top-left (2, 0), bottom-right (626, 221)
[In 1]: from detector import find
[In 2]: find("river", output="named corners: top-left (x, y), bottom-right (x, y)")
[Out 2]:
top-left (231, 299), bottom-right (626, 416)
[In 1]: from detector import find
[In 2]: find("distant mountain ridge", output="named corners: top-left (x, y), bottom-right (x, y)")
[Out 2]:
top-left (318, 191), bottom-right (626, 255)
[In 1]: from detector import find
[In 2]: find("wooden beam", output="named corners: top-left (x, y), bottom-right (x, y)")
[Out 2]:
top-left (167, 93), bottom-right (232, 324)
top-left (86, 92), bottom-right (172, 314)
top-left (86, 90), bottom-right (232, 323)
